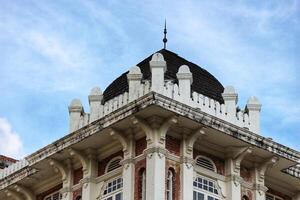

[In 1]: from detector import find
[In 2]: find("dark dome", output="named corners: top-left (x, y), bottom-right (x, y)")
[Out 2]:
top-left (103, 49), bottom-right (224, 103)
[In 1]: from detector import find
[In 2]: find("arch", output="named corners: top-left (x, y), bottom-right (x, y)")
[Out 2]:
top-left (195, 155), bottom-right (217, 172)
top-left (105, 156), bottom-right (122, 173)
top-left (166, 168), bottom-right (175, 200)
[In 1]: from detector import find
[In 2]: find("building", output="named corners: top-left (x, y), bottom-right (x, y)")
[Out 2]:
top-left (0, 47), bottom-right (300, 200)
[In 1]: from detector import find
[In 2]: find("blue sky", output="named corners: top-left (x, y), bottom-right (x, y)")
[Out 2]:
top-left (0, 0), bottom-right (299, 159)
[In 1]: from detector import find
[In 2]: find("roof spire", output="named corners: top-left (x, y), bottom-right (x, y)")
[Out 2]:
top-left (163, 19), bottom-right (168, 49)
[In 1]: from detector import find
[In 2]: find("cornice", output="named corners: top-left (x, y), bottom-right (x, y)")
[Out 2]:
top-left (1, 92), bottom-right (300, 189)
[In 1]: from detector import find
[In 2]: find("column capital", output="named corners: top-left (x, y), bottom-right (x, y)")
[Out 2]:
top-left (144, 146), bottom-right (168, 159)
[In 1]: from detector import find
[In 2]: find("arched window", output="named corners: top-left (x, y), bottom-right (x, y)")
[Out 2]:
top-left (44, 191), bottom-right (62, 200)
top-left (102, 176), bottom-right (123, 200)
top-left (139, 168), bottom-right (146, 200)
top-left (242, 195), bottom-right (249, 200)
top-left (193, 175), bottom-right (220, 200)
top-left (166, 169), bottom-right (174, 200)
top-left (106, 157), bottom-right (122, 173)
top-left (100, 156), bottom-right (123, 200)
top-left (195, 156), bottom-right (217, 172)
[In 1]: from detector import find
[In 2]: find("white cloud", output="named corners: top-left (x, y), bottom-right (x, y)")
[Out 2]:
top-left (0, 117), bottom-right (24, 159)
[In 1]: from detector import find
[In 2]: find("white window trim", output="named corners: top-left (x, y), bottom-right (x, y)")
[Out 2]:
top-left (166, 170), bottom-right (173, 200)
top-left (194, 166), bottom-right (226, 182)
top-left (193, 174), bottom-right (222, 200)
top-left (101, 176), bottom-right (123, 200)
top-left (141, 170), bottom-right (146, 200)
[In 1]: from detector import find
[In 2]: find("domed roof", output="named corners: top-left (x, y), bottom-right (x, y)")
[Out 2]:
top-left (103, 49), bottom-right (224, 103)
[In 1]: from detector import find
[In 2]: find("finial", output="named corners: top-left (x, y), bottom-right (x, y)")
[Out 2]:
top-left (163, 19), bottom-right (167, 49)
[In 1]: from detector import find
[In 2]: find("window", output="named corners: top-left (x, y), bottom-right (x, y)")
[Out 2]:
top-left (106, 157), bottom-right (122, 173)
top-left (195, 156), bottom-right (216, 172)
top-left (44, 191), bottom-right (62, 200)
top-left (139, 168), bottom-right (146, 200)
top-left (193, 176), bottom-right (220, 200)
top-left (266, 193), bottom-right (283, 200)
top-left (166, 169), bottom-right (174, 200)
top-left (102, 177), bottom-right (123, 200)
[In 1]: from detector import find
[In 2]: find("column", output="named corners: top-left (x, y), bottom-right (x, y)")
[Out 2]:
top-left (253, 156), bottom-right (278, 200)
top-left (82, 150), bottom-right (98, 200)
top-left (181, 128), bottom-right (206, 200)
top-left (110, 129), bottom-right (135, 200)
top-left (131, 116), bottom-right (177, 200)
top-left (225, 147), bottom-right (252, 200)
top-left (69, 148), bottom-right (98, 200)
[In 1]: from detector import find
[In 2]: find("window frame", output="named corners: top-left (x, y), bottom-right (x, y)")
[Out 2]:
top-left (166, 169), bottom-right (174, 200)
top-left (193, 174), bottom-right (221, 200)
top-left (101, 176), bottom-right (123, 200)
top-left (43, 191), bottom-right (62, 200)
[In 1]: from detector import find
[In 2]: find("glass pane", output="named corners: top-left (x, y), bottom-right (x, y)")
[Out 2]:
top-left (208, 196), bottom-right (214, 200)
top-left (116, 193), bottom-right (122, 200)
top-left (193, 191), bottom-right (197, 200)
top-left (198, 192), bottom-right (204, 200)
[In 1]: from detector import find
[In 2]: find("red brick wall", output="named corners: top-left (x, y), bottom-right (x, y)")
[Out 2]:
top-left (166, 135), bottom-right (180, 156)
top-left (267, 188), bottom-right (292, 200)
top-left (240, 166), bottom-right (252, 182)
top-left (73, 167), bottom-right (83, 185)
top-left (134, 159), bottom-right (146, 200)
top-left (166, 159), bottom-right (181, 200)
top-left (135, 137), bottom-right (147, 156)
top-left (98, 151), bottom-right (123, 176)
top-left (36, 184), bottom-right (62, 200)
top-left (193, 149), bottom-right (225, 175)
top-left (73, 188), bottom-right (82, 200)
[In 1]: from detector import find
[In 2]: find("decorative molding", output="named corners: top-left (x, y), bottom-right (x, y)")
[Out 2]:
top-left (68, 148), bottom-right (88, 174)
top-left (227, 146), bottom-right (253, 173)
top-left (185, 127), bottom-right (206, 155)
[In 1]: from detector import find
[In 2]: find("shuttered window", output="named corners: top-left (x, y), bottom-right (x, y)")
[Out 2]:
top-left (195, 156), bottom-right (216, 172)
top-left (106, 157), bottom-right (122, 173)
